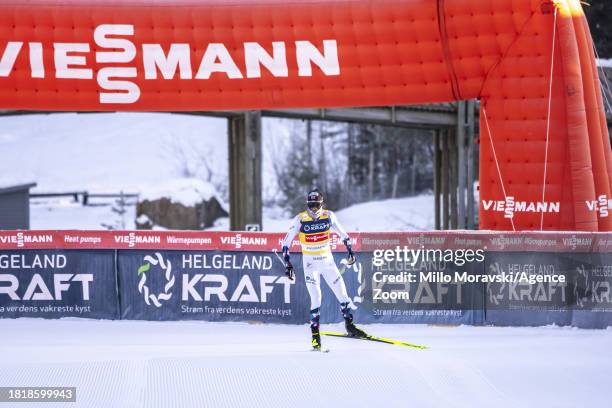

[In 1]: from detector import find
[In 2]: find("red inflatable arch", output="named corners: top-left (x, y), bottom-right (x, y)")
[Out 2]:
top-left (0, 0), bottom-right (609, 231)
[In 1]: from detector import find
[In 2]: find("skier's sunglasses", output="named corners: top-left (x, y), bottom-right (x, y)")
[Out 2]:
top-left (307, 201), bottom-right (322, 211)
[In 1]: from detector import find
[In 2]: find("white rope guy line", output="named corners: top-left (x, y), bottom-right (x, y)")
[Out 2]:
top-left (593, 42), bottom-right (612, 115)
top-left (482, 105), bottom-right (516, 231)
top-left (540, 7), bottom-right (558, 231)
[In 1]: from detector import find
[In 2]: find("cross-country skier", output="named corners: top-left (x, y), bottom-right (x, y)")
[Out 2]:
top-left (281, 188), bottom-right (366, 351)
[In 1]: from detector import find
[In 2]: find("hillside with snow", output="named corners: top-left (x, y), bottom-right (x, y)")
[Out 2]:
top-left (0, 112), bottom-right (434, 231)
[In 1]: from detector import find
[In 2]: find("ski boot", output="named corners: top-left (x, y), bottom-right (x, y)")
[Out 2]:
top-left (310, 307), bottom-right (324, 351)
top-left (311, 327), bottom-right (322, 350)
top-left (341, 302), bottom-right (367, 338)
top-left (345, 320), bottom-right (367, 338)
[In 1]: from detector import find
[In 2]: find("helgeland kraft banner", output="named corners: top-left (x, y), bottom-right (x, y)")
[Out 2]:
top-left (117, 250), bottom-right (302, 322)
top-left (0, 249), bottom-right (118, 319)
top-left (116, 249), bottom-right (483, 325)
top-left (356, 249), bottom-right (485, 325)
top-left (484, 251), bottom-right (612, 328)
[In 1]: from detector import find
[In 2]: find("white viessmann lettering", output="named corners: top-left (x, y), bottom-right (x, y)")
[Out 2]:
top-left (114, 233), bottom-right (161, 247)
top-left (0, 24), bottom-right (341, 104)
top-left (220, 234), bottom-right (267, 249)
top-left (0, 233), bottom-right (53, 248)
top-left (482, 196), bottom-right (560, 219)
top-left (585, 195), bottom-right (612, 218)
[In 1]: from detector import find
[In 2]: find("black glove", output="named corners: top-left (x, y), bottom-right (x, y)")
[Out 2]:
top-left (282, 246), bottom-right (295, 281)
top-left (285, 260), bottom-right (295, 281)
top-left (343, 238), bottom-right (356, 266)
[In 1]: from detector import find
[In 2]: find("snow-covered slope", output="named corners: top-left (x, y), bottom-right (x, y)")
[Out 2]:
top-left (1, 319), bottom-right (609, 408)
top-left (0, 112), bottom-right (227, 192)
top-left (199, 194), bottom-right (435, 232)
top-left (335, 195), bottom-right (434, 231)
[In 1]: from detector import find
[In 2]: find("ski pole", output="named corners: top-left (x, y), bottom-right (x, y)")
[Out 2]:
top-left (272, 248), bottom-right (287, 266)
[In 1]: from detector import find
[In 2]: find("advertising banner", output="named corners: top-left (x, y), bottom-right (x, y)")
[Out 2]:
top-left (116, 248), bottom-right (483, 325)
top-left (0, 231), bottom-right (610, 328)
top-left (351, 233), bottom-right (487, 325)
top-left (0, 249), bottom-right (118, 319)
top-left (117, 250), bottom-right (303, 323)
top-left (484, 251), bottom-right (612, 329)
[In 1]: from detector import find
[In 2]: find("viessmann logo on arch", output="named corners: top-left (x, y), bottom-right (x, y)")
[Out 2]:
top-left (0, 24), bottom-right (340, 104)
top-left (481, 197), bottom-right (561, 219)
top-left (482, 195), bottom-right (612, 219)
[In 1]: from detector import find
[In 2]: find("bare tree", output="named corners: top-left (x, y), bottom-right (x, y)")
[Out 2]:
top-left (162, 136), bottom-right (228, 202)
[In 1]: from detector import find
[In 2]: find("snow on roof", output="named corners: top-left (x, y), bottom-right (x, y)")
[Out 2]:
top-left (139, 178), bottom-right (222, 207)
top-left (0, 178), bottom-right (37, 191)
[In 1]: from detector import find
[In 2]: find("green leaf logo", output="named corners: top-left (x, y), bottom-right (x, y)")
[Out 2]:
top-left (138, 263), bottom-right (151, 274)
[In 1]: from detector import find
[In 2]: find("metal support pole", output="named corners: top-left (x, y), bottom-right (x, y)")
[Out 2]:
top-left (434, 130), bottom-right (441, 230)
top-left (449, 128), bottom-right (458, 229)
top-left (466, 100), bottom-right (477, 229)
top-left (457, 101), bottom-right (467, 229)
top-left (442, 129), bottom-right (450, 230)
top-left (228, 111), bottom-right (262, 231)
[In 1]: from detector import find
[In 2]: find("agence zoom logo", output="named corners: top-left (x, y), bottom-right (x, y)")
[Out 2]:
top-left (136, 253), bottom-right (292, 308)
top-left (0, 24), bottom-right (340, 104)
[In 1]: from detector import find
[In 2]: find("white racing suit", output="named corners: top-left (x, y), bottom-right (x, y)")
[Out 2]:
top-left (281, 209), bottom-right (353, 331)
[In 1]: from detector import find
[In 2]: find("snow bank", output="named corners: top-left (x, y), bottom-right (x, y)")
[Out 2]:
top-left (139, 177), bottom-right (223, 208)
top-left (204, 195), bottom-right (435, 232)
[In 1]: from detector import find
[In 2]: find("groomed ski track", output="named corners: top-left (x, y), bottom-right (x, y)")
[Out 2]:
top-left (1, 320), bottom-right (609, 408)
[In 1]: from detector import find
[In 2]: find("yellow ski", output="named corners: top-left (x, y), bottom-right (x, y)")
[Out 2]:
top-left (320, 331), bottom-right (428, 349)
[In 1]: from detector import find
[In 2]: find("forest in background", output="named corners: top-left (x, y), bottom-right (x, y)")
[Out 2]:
top-left (271, 121), bottom-right (435, 214)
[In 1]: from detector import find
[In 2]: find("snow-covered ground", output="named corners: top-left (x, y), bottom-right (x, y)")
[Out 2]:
top-left (30, 198), bottom-right (138, 230)
top-left (0, 319), bottom-right (609, 408)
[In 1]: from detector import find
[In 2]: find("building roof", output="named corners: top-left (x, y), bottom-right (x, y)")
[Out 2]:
top-left (0, 183), bottom-right (37, 195)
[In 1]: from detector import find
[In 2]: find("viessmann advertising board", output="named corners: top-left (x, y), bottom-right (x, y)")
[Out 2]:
top-left (0, 231), bottom-right (610, 328)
